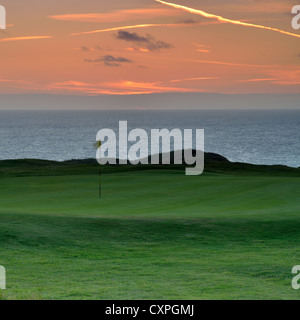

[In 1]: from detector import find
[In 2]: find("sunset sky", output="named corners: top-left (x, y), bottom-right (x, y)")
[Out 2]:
top-left (0, 0), bottom-right (300, 95)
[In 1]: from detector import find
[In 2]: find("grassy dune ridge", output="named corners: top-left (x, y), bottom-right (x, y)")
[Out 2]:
top-left (0, 151), bottom-right (299, 177)
top-left (0, 153), bottom-right (299, 299)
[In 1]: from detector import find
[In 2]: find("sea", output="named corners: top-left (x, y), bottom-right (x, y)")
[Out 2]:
top-left (0, 109), bottom-right (299, 168)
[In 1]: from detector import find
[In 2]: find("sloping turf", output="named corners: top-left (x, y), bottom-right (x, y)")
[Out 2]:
top-left (0, 158), bottom-right (299, 299)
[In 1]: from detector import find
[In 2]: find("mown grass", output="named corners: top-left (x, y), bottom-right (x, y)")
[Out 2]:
top-left (0, 161), bottom-right (299, 299)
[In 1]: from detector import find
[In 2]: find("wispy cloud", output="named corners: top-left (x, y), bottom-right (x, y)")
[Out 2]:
top-left (81, 46), bottom-right (91, 52)
top-left (0, 78), bottom-right (30, 84)
top-left (0, 78), bottom-right (34, 93)
top-left (266, 69), bottom-right (300, 85)
top-left (75, 46), bottom-right (102, 52)
top-left (49, 7), bottom-right (179, 23)
top-left (155, 0), bottom-right (300, 39)
top-left (105, 80), bottom-right (203, 94)
top-left (126, 47), bottom-right (150, 53)
top-left (169, 77), bottom-right (219, 83)
top-left (49, 80), bottom-right (203, 95)
top-left (115, 30), bottom-right (173, 51)
top-left (0, 36), bottom-right (53, 43)
top-left (84, 55), bottom-right (132, 67)
top-left (157, 56), bottom-right (277, 68)
top-left (239, 78), bottom-right (276, 82)
top-left (192, 43), bottom-right (211, 53)
top-left (49, 81), bottom-right (119, 95)
top-left (239, 69), bottom-right (300, 85)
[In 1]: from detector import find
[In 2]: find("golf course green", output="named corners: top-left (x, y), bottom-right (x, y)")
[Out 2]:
top-left (0, 155), bottom-right (300, 299)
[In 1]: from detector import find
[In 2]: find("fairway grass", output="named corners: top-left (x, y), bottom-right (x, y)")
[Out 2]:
top-left (0, 169), bottom-right (300, 299)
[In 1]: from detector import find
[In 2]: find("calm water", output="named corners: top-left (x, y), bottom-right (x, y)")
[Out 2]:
top-left (0, 109), bottom-right (299, 167)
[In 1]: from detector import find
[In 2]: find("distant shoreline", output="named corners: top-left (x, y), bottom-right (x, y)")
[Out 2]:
top-left (0, 93), bottom-right (300, 110)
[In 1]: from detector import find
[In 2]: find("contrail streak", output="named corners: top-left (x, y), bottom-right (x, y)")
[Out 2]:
top-left (71, 24), bottom-right (160, 36)
top-left (155, 0), bottom-right (300, 39)
top-left (71, 21), bottom-right (220, 36)
top-left (0, 36), bottom-right (52, 42)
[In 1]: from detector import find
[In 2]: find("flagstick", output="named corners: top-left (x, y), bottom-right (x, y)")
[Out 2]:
top-left (99, 165), bottom-right (101, 199)
top-left (96, 140), bottom-right (102, 199)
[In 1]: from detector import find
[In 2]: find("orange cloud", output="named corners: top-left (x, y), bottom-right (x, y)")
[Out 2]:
top-left (239, 69), bottom-right (300, 85)
top-left (196, 49), bottom-right (210, 53)
top-left (239, 78), bottom-right (276, 82)
top-left (49, 81), bottom-right (118, 95)
top-left (267, 69), bottom-right (300, 85)
top-left (157, 56), bottom-right (277, 68)
top-left (126, 47), bottom-right (150, 52)
top-left (105, 80), bottom-right (202, 94)
top-left (0, 79), bottom-right (30, 84)
top-left (50, 7), bottom-right (179, 23)
top-left (155, 0), bottom-right (300, 39)
top-left (49, 80), bottom-right (203, 95)
top-left (0, 36), bottom-right (53, 42)
top-left (170, 77), bottom-right (219, 82)
top-left (192, 43), bottom-right (211, 53)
